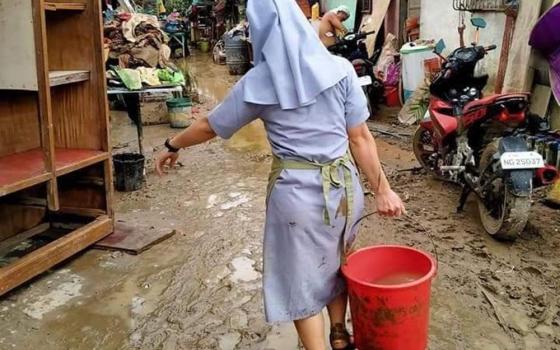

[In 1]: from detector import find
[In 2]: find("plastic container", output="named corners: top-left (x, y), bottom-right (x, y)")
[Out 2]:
top-left (342, 245), bottom-right (437, 350)
top-left (384, 86), bottom-right (401, 107)
top-left (199, 40), bottom-right (210, 53)
top-left (225, 34), bottom-right (250, 75)
top-left (400, 43), bottom-right (437, 101)
top-left (167, 97), bottom-right (192, 128)
top-left (113, 153), bottom-right (145, 192)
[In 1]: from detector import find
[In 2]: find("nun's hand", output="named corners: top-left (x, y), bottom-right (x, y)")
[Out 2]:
top-left (155, 151), bottom-right (179, 176)
top-left (375, 189), bottom-right (406, 218)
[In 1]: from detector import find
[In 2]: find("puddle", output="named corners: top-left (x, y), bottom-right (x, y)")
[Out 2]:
top-left (23, 273), bottom-right (84, 320)
top-left (227, 120), bottom-right (271, 154)
top-left (182, 55), bottom-right (271, 155)
top-left (230, 256), bottom-right (259, 283)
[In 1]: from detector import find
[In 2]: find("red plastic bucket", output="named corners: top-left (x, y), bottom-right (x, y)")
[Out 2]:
top-left (342, 245), bottom-right (437, 350)
top-left (384, 86), bottom-right (401, 107)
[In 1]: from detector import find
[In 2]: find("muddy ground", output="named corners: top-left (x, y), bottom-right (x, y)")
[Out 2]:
top-left (0, 54), bottom-right (559, 350)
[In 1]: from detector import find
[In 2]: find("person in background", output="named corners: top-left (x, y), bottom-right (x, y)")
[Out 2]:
top-left (155, 0), bottom-right (405, 349)
top-left (318, 5), bottom-right (350, 47)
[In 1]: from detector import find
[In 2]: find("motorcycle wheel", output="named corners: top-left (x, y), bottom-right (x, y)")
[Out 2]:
top-left (412, 125), bottom-right (435, 170)
top-left (477, 141), bottom-right (531, 241)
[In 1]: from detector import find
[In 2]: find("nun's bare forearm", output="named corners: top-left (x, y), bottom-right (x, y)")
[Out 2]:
top-left (169, 117), bottom-right (217, 150)
top-left (348, 123), bottom-right (391, 194)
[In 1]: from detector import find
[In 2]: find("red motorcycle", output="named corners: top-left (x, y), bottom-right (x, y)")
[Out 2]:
top-left (413, 18), bottom-right (557, 240)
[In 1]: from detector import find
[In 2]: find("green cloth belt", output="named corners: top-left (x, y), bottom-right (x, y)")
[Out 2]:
top-left (266, 151), bottom-right (355, 253)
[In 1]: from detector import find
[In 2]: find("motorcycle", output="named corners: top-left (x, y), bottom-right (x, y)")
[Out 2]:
top-left (412, 18), bottom-right (558, 241)
top-left (327, 31), bottom-right (384, 116)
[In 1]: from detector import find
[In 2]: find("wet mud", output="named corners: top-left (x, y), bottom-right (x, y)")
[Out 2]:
top-left (0, 53), bottom-right (558, 349)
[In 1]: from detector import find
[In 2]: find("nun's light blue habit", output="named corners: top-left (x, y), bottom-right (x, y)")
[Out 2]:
top-left (208, 0), bottom-right (369, 323)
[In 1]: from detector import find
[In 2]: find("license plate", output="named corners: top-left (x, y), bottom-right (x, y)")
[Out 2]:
top-left (358, 75), bottom-right (372, 86)
top-left (500, 152), bottom-right (544, 170)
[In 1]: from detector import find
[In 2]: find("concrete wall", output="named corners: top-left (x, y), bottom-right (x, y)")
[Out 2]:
top-left (419, 1), bottom-right (506, 88)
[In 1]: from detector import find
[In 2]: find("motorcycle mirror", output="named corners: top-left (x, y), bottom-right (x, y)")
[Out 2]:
top-left (471, 17), bottom-right (487, 29)
top-left (434, 39), bottom-right (446, 55)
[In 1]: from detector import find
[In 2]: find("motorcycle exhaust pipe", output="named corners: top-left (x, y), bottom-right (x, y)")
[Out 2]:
top-left (535, 165), bottom-right (559, 187)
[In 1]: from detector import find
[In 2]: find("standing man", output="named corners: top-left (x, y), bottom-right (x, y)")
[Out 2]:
top-left (318, 5), bottom-right (351, 47)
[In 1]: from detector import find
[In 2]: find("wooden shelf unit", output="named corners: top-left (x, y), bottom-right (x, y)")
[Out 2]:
top-left (0, 0), bottom-right (113, 296)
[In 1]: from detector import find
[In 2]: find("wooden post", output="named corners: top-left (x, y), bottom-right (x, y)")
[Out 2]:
top-left (495, 12), bottom-right (516, 93)
top-left (502, 0), bottom-right (543, 93)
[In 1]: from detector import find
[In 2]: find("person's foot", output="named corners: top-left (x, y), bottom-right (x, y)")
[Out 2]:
top-left (329, 323), bottom-right (354, 350)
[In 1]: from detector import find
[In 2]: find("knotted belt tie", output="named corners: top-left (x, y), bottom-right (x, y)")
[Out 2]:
top-left (266, 151), bottom-right (355, 253)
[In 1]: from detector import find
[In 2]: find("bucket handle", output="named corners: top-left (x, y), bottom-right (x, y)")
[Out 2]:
top-left (346, 211), bottom-right (440, 265)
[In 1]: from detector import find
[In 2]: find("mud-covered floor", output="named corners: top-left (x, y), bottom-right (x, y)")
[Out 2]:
top-left (0, 54), bottom-right (559, 350)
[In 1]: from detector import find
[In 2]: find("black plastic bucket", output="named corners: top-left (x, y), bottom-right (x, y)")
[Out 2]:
top-left (113, 153), bottom-right (145, 192)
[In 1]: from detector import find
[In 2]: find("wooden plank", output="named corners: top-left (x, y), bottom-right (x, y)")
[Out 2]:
top-left (529, 84), bottom-right (552, 117)
top-left (94, 222), bottom-right (176, 255)
top-left (49, 70), bottom-right (90, 86)
top-left (54, 148), bottom-right (108, 176)
top-left (503, 0), bottom-right (543, 93)
top-left (57, 207), bottom-right (106, 217)
top-left (495, 14), bottom-right (515, 93)
top-left (0, 1), bottom-right (38, 90)
top-left (51, 84), bottom-right (104, 150)
top-left (58, 162), bottom-right (107, 213)
top-left (0, 149), bottom-right (51, 197)
top-left (0, 215), bottom-right (112, 296)
top-left (44, 2), bottom-right (87, 11)
top-left (0, 93), bottom-right (42, 158)
top-left (0, 223), bottom-right (50, 257)
top-left (0, 203), bottom-right (47, 242)
top-left (90, 0), bottom-right (114, 216)
top-left (361, 0), bottom-right (391, 57)
top-left (33, 0), bottom-right (59, 211)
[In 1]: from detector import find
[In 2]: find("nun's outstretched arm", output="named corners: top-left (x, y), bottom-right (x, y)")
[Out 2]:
top-left (155, 117), bottom-right (216, 175)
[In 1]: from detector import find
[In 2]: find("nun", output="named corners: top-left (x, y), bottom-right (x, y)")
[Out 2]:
top-left (156, 0), bottom-right (405, 348)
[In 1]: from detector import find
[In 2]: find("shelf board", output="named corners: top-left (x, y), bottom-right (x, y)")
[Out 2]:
top-left (44, 2), bottom-right (87, 11)
top-left (49, 70), bottom-right (90, 87)
top-left (0, 216), bottom-right (112, 296)
top-left (55, 149), bottom-right (109, 176)
top-left (0, 149), bottom-right (50, 197)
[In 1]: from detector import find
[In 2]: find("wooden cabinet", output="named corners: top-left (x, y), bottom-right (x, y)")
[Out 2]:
top-left (0, 0), bottom-right (113, 296)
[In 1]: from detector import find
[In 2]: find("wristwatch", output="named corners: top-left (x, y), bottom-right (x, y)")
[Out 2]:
top-left (164, 138), bottom-right (180, 153)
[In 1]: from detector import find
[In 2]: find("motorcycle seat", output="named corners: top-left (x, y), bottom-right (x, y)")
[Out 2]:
top-left (463, 93), bottom-right (529, 113)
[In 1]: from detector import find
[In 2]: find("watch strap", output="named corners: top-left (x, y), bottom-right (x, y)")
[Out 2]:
top-left (165, 138), bottom-right (180, 153)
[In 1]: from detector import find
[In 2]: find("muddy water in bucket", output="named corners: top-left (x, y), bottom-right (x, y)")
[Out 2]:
top-left (342, 245), bottom-right (437, 350)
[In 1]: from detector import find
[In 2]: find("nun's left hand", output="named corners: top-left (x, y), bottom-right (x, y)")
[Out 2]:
top-left (375, 189), bottom-right (406, 218)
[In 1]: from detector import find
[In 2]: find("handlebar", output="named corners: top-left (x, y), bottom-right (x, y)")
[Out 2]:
top-left (485, 44), bottom-right (497, 52)
top-left (351, 30), bottom-right (376, 40)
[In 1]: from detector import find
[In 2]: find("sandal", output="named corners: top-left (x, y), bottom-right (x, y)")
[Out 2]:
top-left (329, 323), bottom-right (355, 350)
